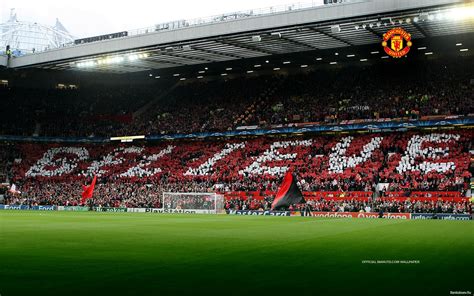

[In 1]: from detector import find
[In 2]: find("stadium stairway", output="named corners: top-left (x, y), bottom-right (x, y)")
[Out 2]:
top-left (132, 81), bottom-right (180, 119)
top-left (232, 77), bottom-right (282, 128)
top-left (33, 122), bottom-right (41, 137)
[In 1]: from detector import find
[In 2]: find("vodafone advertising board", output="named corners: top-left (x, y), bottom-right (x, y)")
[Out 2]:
top-left (310, 212), bottom-right (411, 219)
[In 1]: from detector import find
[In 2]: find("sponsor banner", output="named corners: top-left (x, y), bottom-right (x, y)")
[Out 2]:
top-left (437, 214), bottom-right (471, 220)
top-left (0, 205), bottom-right (57, 211)
top-left (30, 205), bottom-right (56, 211)
top-left (0, 117), bottom-right (473, 143)
top-left (381, 213), bottom-right (411, 219)
top-left (411, 213), bottom-right (436, 220)
top-left (311, 212), bottom-right (359, 219)
top-left (127, 208), bottom-right (147, 213)
top-left (63, 206), bottom-right (89, 212)
top-left (411, 213), bottom-right (471, 220)
top-left (310, 212), bottom-right (410, 219)
top-left (95, 207), bottom-right (127, 212)
top-left (146, 117), bottom-right (474, 140)
top-left (144, 208), bottom-right (215, 214)
top-left (236, 125), bottom-right (258, 130)
top-left (227, 210), bottom-right (410, 218)
top-left (227, 210), bottom-right (291, 216)
top-left (0, 204), bottom-right (30, 210)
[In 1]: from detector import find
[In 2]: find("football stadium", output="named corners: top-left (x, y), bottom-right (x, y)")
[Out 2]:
top-left (0, 0), bottom-right (473, 295)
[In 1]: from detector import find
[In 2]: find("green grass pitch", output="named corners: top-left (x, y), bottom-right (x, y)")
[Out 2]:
top-left (0, 211), bottom-right (473, 296)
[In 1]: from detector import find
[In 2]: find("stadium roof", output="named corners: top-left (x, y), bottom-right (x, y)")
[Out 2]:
top-left (2, 0), bottom-right (473, 74)
top-left (0, 9), bottom-right (74, 56)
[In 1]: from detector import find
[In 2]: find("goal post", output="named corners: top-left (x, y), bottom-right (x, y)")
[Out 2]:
top-left (162, 192), bottom-right (225, 214)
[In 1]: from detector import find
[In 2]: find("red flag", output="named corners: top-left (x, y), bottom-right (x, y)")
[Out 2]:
top-left (81, 175), bottom-right (97, 205)
top-left (271, 172), bottom-right (305, 210)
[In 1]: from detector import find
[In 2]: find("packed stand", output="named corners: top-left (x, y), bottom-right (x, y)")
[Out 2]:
top-left (1, 57), bottom-right (472, 138)
top-left (0, 86), bottom-right (163, 137)
top-left (3, 130), bottom-right (473, 208)
top-left (246, 59), bottom-right (474, 126)
top-left (135, 76), bottom-right (274, 135)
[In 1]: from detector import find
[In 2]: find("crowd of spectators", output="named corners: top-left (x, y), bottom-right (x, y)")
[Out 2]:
top-left (5, 179), bottom-right (472, 214)
top-left (0, 143), bottom-right (19, 182)
top-left (4, 180), bottom-right (212, 208)
top-left (134, 76), bottom-right (274, 135)
top-left (1, 57), bottom-right (473, 210)
top-left (3, 130), bottom-right (473, 208)
top-left (246, 60), bottom-right (474, 126)
top-left (0, 57), bottom-right (472, 137)
top-left (0, 86), bottom-right (162, 137)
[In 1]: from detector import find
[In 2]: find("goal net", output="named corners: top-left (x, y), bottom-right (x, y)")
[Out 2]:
top-left (162, 192), bottom-right (225, 214)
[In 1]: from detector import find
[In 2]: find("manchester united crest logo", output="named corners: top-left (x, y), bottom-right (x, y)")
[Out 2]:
top-left (382, 27), bottom-right (412, 58)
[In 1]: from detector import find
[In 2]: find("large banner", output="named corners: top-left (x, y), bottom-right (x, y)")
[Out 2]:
top-left (411, 213), bottom-right (471, 220)
top-left (227, 210), bottom-right (291, 216)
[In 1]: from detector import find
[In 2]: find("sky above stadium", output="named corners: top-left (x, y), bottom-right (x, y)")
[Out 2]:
top-left (0, 0), bottom-right (324, 38)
